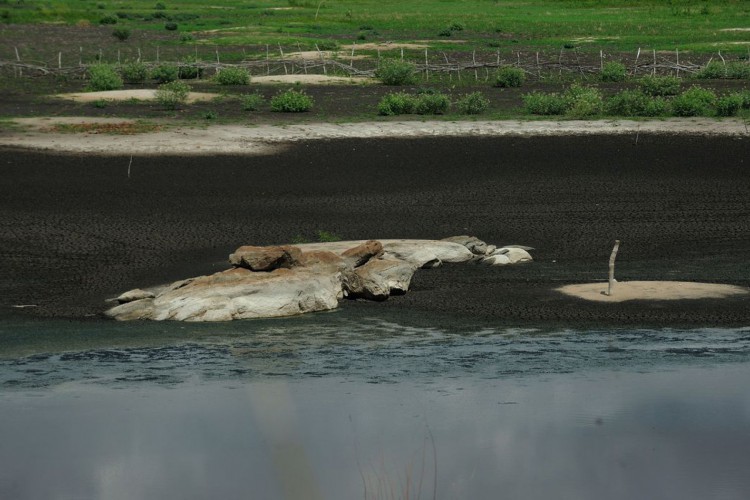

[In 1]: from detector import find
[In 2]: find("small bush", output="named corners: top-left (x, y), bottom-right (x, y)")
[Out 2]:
top-left (155, 2), bottom-right (166, 9)
top-left (600, 61), bottom-right (627, 82)
top-left (317, 40), bottom-right (339, 51)
top-left (671, 86), bottom-right (717, 116)
top-left (605, 90), bottom-right (668, 117)
top-left (564, 84), bottom-right (603, 118)
top-left (151, 63), bottom-right (178, 83)
top-left (378, 92), bottom-right (416, 116)
top-left (179, 33), bottom-right (195, 42)
top-left (99, 15), bottom-right (117, 25)
top-left (120, 61), bottom-right (148, 84)
top-left (93, 99), bottom-right (107, 109)
top-left (716, 93), bottom-right (744, 117)
top-left (270, 89), bottom-right (313, 112)
top-left (726, 61), bottom-right (750, 79)
top-left (438, 28), bottom-right (452, 37)
top-left (164, 22), bottom-right (178, 31)
top-left (695, 60), bottom-right (726, 79)
top-left (522, 92), bottom-right (567, 115)
top-left (456, 91), bottom-right (490, 115)
top-left (638, 75), bottom-right (681, 96)
top-left (214, 66), bottom-right (250, 85)
top-left (414, 92), bottom-right (450, 115)
top-left (449, 21), bottom-right (464, 31)
top-left (241, 92), bottom-right (265, 111)
top-left (494, 66), bottom-right (525, 88)
top-left (317, 230), bottom-right (340, 242)
top-left (112, 28), bottom-right (130, 41)
top-left (155, 80), bottom-right (190, 109)
top-left (177, 55), bottom-right (203, 79)
top-left (87, 64), bottom-right (123, 91)
top-left (375, 59), bottom-right (417, 86)
top-left (203, 110), bottom-right (218, 120)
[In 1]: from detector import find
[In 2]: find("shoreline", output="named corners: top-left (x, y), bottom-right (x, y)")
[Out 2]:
top-left (1, 117), bottom-right (748, 156)
top-left (1, 133), bottom-right (749, 327)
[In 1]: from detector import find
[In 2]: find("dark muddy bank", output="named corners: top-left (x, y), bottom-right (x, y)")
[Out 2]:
top-left (1, 134), bottom-right (749, 325)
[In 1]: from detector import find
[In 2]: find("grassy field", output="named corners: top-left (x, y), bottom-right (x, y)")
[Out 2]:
top-left (3, 0), bottom-right (750, 54)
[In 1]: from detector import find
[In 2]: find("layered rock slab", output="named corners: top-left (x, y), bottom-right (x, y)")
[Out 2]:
top-left (105, 238), bottom-right (533, 321)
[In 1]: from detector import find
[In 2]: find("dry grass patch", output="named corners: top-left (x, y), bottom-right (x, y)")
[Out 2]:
top-left (44, 121), bottom-right (162, 135)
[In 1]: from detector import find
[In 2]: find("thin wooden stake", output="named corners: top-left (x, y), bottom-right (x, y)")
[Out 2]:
top-left (599, 50), bottom-right (603, 71)
top-left (279, 44), bottom-right (287, 75)
top-left (156, 45), bottom-right (160, 62)
top-left (316, 44), bottom-right (327, 75)
top-left (137, 47), bottom-right (141, 63)
top-left (350, 42), bottom-right (355, 68)
top-left (14, 46), bottom-right (20, 61)
top-left (298, 43), bottom-right (308, 74)
top-left (606, 240), bottom-right (621, 296)
top-left (117, 49), bottom-right (120, 65)
top-left (652, 49), bottom-right (656, 75)
top-left (676, 48), bottom-right (680, 77)
top-left (425, 48), bottom-right (429, 81)
top-left (401, 47), bottom-right (404, 60)
top-left (127, 155), bottom-right (133, 179)
top-left (473, 50), bottom-right (478, 81)
top-left (79, 46), bottom-right (83, 66)
top-left (58, 51), bottom-right (62, 69)
top-left (634, 47), bottom-right (641, 75)
top-left (266, 44), bottom-right (270, 75)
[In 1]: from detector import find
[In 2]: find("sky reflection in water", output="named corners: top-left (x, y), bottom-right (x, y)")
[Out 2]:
top-left (1, 313), bottom-right (749, 500)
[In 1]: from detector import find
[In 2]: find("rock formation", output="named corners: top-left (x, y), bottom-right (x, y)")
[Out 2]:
top-left (105, 237), bottom-right (532, 322)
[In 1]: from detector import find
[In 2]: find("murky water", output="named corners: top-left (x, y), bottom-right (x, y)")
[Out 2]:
top-left (1, 310), bottom-right (750, 499)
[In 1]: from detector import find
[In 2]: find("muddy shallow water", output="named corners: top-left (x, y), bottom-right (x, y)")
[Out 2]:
top-left (2, 311), bottom-right (750, 500)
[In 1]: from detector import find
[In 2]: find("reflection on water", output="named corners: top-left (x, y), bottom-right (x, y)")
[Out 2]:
top-left (1, 311), bottom-right (750, 500)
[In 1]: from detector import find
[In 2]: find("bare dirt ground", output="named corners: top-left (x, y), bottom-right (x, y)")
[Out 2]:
top-left (2, 117), bottom-right (748, 155)
top-left (1, 133), bottom-right (749, 326)
top-left (558, 281), bottom-right (749, 302)
top-left (56, 89), bottom-right (221, 103)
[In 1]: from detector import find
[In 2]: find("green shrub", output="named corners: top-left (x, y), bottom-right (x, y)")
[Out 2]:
top-left (438, 28), bottom-right (452, 37)
top-left (177, 55), bottom-right (203, 79)
top-left (671, 86), bottom-right (717, 116)
top-left (449, 21), bottom-right (464, 31)
top-left (317, 40), bottom-right (339, 51)
top-left (87, 64), bottom-right (123, 91)
top-left (695, 60), bottom-right (726, 79)
top-left (374, 59), bottom-right (417, 86)
top-left (179, 33), bottom-right (195, 42)
top-left (155, 2), bottom-right (166, 9)
top-left (151, 63), bottom-right (178, 83)
top-left (203, 110), bottom-right (218, 120)
top-left (564, 84), bottom-right (603, 118)
top-left (120, 61), bottom-right (148, 84)
top-left (456, 91), bottom-right (490, 115)
top-left (164, 22), bottom-right (178, 31)
top-left (378, 92), bottom-right (417, 115)
top-left (270, 89), bottom-right (313, 112)
top-left (93, 99), bottom-right (107, 109)
top-left (494, 66), bottom-right (525, 88)
top-left (99, 15), bottom-right (117, 25)
top-left (739, 91), bottom-right (750, 109)
top-left (522, 92), bottom-right (567, 115)
top-left (605, 90), bottom-right (669, 117)
top-left (715, 93), bottom-right (744, 116)
top-left (316, 230), bottom-right (340, 242)
top-left (155, 80), bottom-right (190, 109)
top-left (112, 28), bottom-right (130, 41)
top-left (600, 61), bottom-right (627, 82)
top-left (214, 66), bottom-right (250, 85)
top-left (638, 75), bottom-right (681, 96)
top-left (241, 92), bottom-right (265, 111)
top-left (726, 61), bottom-right (750, 79)
top-left (414, 92), bottom-right (450, 115)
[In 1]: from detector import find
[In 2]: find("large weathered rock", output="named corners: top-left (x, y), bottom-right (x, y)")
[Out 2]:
top-left (381, 240), bottom-right (474, 268)
top-left (105, 237), bottom-right (534, 322)
top-left (441, 235), bottom-right (489, 255)
top-left (228, 245), bottom-right (301, 271)
top-left (106, 267), bottom-right (342, 322)
top-left (341, 240), bottom-right (383, 267)
top-left (344, 258), bottom-right (417, 301)
top-left (112, 288), bottom-right (155, 304)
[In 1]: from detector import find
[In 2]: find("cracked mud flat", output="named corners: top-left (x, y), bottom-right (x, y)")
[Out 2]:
top-left (1, 128), bottom-right (749, 326)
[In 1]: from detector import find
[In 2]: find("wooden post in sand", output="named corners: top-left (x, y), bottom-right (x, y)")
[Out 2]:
top-left (607, 240), bottom-right (621, 296)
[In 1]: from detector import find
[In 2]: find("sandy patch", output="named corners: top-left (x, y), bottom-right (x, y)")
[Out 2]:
top-left (720, 28), bottom-right (750, 32)
top-left (251, 74), bottom-right (372, 85)
top-left (281, 50), bottom-right (369, 60)
top-left (557, 281), bottom-right (748, 302)
top-left (341, 42), bottom-right (428, 51)
top-left (2, 118), bottom-right (748, 156)
top-left (56, 89), bottom-right (220, 103)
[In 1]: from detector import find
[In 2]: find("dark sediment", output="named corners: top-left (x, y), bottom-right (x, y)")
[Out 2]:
top-left (1, 134), bottom-right (749, 326)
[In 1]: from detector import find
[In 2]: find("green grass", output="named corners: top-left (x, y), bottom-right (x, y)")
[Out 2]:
top-left (5, 0), bottom-right (750, 54)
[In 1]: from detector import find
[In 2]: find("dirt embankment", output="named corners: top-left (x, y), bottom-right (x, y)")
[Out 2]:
top-left (1, 134), bottom-right (749, 326)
